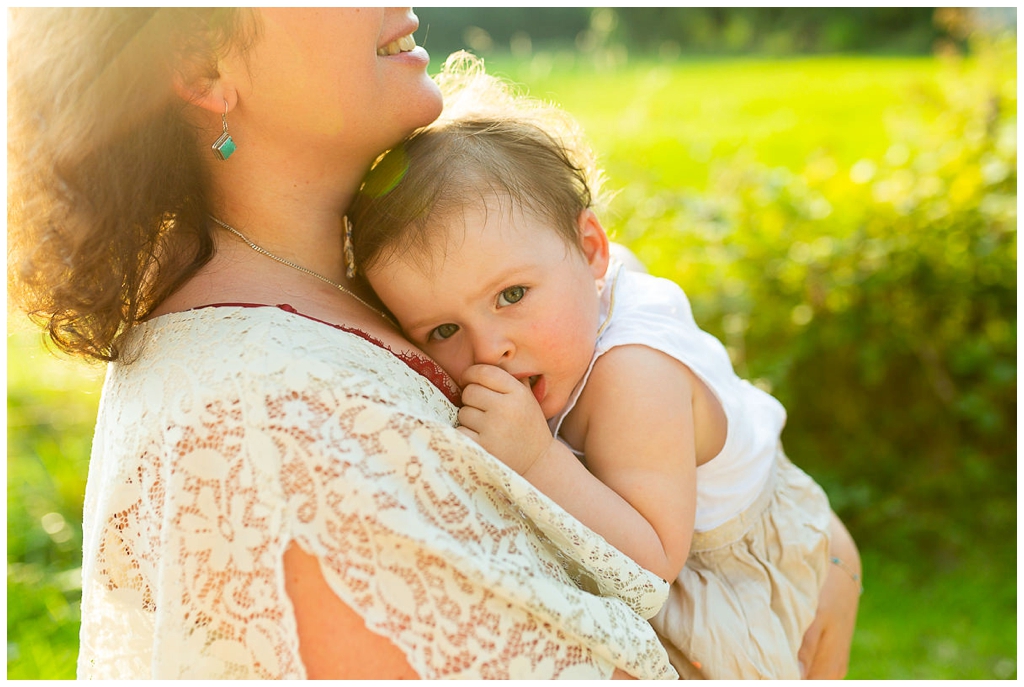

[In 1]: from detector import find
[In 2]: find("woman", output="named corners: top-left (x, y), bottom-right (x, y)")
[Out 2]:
top-left (7, 8), bottom-right (859, 679)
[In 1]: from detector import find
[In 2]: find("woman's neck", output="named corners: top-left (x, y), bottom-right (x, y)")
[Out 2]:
top-left (152, 146), bottom-right (384, 324)
top-left (205, 135), bottom-right (376, 283)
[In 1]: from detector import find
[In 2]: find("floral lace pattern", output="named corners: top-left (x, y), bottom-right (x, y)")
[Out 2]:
top-left (199, 303), bottom-right (464, 406)
top-left (77, 306), bottom-right (676, 679)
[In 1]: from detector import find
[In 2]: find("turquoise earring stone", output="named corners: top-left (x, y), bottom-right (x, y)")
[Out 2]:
top-left (212, 132), bottom-right (236, 160)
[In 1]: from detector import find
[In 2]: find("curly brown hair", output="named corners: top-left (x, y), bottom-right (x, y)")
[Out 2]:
top-left (7, 8), bottom-right (261, 361)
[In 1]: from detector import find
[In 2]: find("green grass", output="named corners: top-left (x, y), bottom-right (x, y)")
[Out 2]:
top-left (477, 55), bottom-right (945, 189)
top-left (8, 53), bottom-right (1016, 679)
top-left (7, 324), bottom-right (103, 679)
top-left (850, 549), bottom-right (1016, 679)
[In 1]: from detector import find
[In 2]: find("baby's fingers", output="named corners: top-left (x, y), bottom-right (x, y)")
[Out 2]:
top-left (457, 405), bottom-right (487, 433)
top-left (461, 364), bottom-right (520, 393)
top-left (460, 381), bottom-right (504, 411)
top-left (456, 424), bottom-right (480, 444)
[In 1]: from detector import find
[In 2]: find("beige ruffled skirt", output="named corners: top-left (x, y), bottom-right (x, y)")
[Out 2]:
top-left (649, 449), bottom-right (832, 679)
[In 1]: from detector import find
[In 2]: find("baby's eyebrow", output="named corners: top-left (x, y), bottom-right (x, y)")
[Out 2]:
top-left (397, 313), bottom-right (446, 336)
top-left (473, 265), bottom-right (526, 296)
top-left (394, 317), bottom-right (429, 334)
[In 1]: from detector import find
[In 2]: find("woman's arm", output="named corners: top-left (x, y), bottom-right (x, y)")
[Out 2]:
top-left (284, 543), bottom-right (420, 679)
top-left (797, 512), bottom-right (861, 679)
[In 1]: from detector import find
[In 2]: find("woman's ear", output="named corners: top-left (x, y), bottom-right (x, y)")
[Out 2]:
top-left (576, 208), bottom-right (611, 280)
top-left (171, 57), bottom-right (238, 116)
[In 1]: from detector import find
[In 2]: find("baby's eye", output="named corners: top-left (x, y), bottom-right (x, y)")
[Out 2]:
top-left (497, 286), bottom-right (527, 307)
top-left (429, 323), bottom-right (459, 341)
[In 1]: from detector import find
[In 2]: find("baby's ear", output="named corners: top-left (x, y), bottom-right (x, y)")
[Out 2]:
top-left (577, 208), bottom-right (610, 280)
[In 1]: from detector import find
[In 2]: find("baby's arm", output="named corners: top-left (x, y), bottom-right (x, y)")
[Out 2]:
top-left (458, 345), bottom-right (697, 581)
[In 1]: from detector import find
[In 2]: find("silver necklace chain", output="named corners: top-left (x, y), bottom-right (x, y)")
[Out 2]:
top-left (208, 215), bottom-right (396, 327)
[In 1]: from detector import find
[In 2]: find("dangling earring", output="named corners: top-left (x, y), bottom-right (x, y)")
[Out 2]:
top-left (343, 216), bottom-right (357, 278)
top-left (211, 100), bottom-right (237, 160)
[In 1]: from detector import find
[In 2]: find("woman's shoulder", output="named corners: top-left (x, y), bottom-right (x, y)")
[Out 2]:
top-left (130, 303), bottom-right (374, 368)
top-left (121, 304), bottom-right (457, 421)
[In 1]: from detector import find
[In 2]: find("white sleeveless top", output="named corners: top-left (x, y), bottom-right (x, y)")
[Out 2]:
top-left (549, 262), bottom-right (787, 531)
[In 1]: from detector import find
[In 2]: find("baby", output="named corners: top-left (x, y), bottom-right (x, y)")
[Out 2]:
top-left (349, 64), bottom-right (839, 679)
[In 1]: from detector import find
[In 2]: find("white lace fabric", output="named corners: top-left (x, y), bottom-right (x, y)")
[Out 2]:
top-left (77, 305), bottom-right (676, 679)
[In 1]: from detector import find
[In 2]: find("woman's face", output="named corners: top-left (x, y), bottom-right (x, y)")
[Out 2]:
top-left (231, 8), bottom-right (442, 164)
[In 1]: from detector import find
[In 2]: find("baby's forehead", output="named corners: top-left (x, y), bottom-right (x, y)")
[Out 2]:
top-left (404, 196), bottom-right (569, 277)
top-left (422, 191), bottom-right (534, 244)
top-left (406, 198), bottom-right (513, 269)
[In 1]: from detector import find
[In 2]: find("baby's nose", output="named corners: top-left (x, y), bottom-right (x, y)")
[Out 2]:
top-left (473, 331), bottom-right (515, 367)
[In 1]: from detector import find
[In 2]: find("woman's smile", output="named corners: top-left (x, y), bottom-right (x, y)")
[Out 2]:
top-left (377, 33), bottom-right (417, 56)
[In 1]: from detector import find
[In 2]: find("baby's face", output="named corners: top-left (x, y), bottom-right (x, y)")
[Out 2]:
top-left (366, 200), bottom-right (609, 419)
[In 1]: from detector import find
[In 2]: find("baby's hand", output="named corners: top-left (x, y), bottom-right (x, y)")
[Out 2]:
top-left (457, 364), bottom-right (555, 475)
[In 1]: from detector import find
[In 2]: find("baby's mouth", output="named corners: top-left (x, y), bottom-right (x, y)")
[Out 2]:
top-left (377, 34), bottom-right (416, 56)
top-left (528, 375), bottom-right (546, 406)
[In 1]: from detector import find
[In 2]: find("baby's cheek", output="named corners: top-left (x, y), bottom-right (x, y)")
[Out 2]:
top-left (550, 318), bottom-right (594, 359)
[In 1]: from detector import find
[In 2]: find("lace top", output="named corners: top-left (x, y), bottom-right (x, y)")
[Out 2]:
top-left (77, 305), bottom-right (677, 679)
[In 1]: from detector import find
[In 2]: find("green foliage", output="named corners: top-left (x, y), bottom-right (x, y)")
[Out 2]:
top-left (604, 7), bottom-right (946, 56)
top-left (608, 35), bottom-right (1016, 567)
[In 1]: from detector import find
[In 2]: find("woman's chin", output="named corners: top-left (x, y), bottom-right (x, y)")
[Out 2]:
top-left (411, 74), bottom-right (444, 128)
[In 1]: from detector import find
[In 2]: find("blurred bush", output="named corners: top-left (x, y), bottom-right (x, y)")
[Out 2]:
top-left (601, 7), bottom-right (947, 56)
top-left (416, 7), bottom-right (981, 62)
top-left (615, 30), bottom-right (1016, 565)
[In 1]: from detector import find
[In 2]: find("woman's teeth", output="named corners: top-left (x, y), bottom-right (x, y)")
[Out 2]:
top-left (377, 34), bottom-right (416, 56)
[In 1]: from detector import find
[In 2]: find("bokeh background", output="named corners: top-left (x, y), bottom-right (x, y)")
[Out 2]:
top-left (7, 7), bottom-right (1017, 679)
